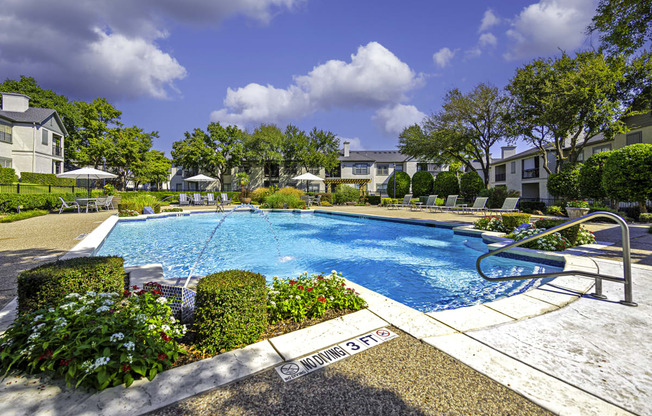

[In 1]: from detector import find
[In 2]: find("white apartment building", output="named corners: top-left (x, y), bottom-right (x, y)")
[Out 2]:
top-left (0, 93), bottom-right (67, 176)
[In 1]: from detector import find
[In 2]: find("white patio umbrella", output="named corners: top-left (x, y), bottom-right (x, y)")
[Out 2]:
top-left (184, 174), bottom-right (215, 191)
top-left (292, 172), bottom-right (324, 192)
top-left (57, 167), bottom-right (118, 196)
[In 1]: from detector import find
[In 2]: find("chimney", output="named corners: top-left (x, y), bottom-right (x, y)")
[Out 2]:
top-left (501, 146), bottom-right (516, 159)
top-left (343, 141), bottom-right (350, 157)
top-left (1, 93), bottom-right (30, 112)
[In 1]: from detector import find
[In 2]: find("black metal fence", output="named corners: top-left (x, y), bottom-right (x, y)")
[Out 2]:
top-left (0, 183), bottom-right (77, 194)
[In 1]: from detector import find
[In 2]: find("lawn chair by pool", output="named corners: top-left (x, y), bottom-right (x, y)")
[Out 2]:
top-left (412, 195), bottom-right (437, 211)
top-left (431, 195), bottom-right (458, 212)
top-left (463, 196), bottom-right (489, 214)
top-left (220, 193), bottom-right (232, 205)
top-left (205, 193), bottom-right (216, 205)
top-left (489, 197), bottom-right (520, 213)
top-left (191, 193), bottom-right (204, 205)
top-left (58, 197), bottom-right (80, 214)
top-left (389, 194), bottom-right (413, 210)
top-left (95, 196), bottom-right (108, 211)
top-left (179, 194), bottom-right (190, 206)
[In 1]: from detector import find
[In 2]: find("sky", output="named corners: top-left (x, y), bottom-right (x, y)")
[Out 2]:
top-left (0, 0), bottom-right (602, 158)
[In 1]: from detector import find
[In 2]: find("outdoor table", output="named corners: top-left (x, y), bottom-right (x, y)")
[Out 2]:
top-left (410, 202), bottom-right (423, 211)
top-left (456, 204), bottom-right (468, 214)
top-left (74, 197), bottom-right (100, 213)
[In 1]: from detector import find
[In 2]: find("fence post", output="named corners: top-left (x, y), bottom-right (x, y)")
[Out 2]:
top-left (49, 185), bottom-right (52, 193)
top-left (16, 183), bottom-right (20, 194)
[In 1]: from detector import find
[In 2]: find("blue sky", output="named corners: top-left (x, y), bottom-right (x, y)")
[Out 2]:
top-left (1, 0), bottom-right (600, 157)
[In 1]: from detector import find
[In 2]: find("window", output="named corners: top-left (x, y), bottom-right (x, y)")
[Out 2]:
top-left (417, 163), bottom-right (428, 172)
top-left (376, 183), bottom-right (387, 193)
top-left (0, 157), bottom-right (11, 168)
top-left (0, 125), bottom-right (11, 144)
top-left (308, 183), bottom-right (320, 192)
top-left (264, 163), bottom-right (280, 177)
top-left (576, 150), bottom-right (584, 162)
top-left (376, 164), bottom-right (389, 175)
top-left (593, 144), bottom-right (612, 155)
top-left (42, 129), bottom-right (48, 145)
top-left (52, 161), bottom-right (62, 174)
top-left (394, 164), bottom-right (403, 172)
top-left (308, 167), bottom-right (320, 175)
top-left (510, 161), bottom-right (516, 174)
top-left (353, 163), bottom-right (369, 175)
top-left (626, 131), bottom-right (642, 146)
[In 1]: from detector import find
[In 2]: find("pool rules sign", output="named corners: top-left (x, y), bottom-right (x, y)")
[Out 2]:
top-left (275, 327), bottom-right (399, 382)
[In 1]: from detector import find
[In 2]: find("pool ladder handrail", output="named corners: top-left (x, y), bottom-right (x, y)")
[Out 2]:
top-left (476, 211), bottom-right (637, 306)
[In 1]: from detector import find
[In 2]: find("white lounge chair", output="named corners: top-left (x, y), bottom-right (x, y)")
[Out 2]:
top-left (463, 196), bottom-right (489, 214)
top-left (179, 194), bottom-right (190, 206)
top-left (412, 195), bottom-right (438, 211)
top-left (58, 197), bottom-right (80, 214)
top-left (489, 197), bottom-right (520, 213)
top-left (389, 194), bottom-right (412, 210)
top-left (220, 193), bottom-right (232, 205)
top-left (206, 193), bottom-right (216, 205)
top-left (191, 193), bottom-right (204, 205)
top-left (431, 195), bottom-right (458, 212)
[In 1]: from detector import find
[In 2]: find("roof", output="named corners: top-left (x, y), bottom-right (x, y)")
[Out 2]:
top-left (0, 107), bottom-right (68, 136)
top-left (1, 92), bottom-right (30, 99)
top-left (339, 150), bottom-right (413, 163)
top-left (493, 133), bottom-right (608, 164)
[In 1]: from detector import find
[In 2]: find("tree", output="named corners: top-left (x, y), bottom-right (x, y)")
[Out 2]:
top-left (283, 126), bottom-right (340, 174)
top-left (588, 0), bottom-right (652, 55)
top-left (411, 171), bottom-right (434, 198)
top-left (386, 171), bottom-right (410, 198)
top-left (460, 171), bottom-right (485, 201)
top-left (602, 144), bottom-right (652, 213)
top-left (206, 122), bottom-right (247, 188)
top-left (171, 128), bottom-right (216, 176)
top-left (578, 152), bottom-right (611, 199)
top-left (547, 165), bottom-right (582, 201)
top-left (433, 171), bottom-right (459, 197)
top-left (507, 51), bottom-right (636, 174)
top-left (132, 150), bottom-right (171, 190)
top-left (73, 98), bottom-right (123, 168)
top-left (245, 124), bottom-right (285, 182)
top-left (399, 83), bottom-right (512, 187)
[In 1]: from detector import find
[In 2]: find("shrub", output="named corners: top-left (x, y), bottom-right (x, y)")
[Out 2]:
top-left (534, 218), bottom-right (580, 245)
top-left (502, 213), bottom-right (531, 232)
top-left (386, 171), bottom-right (411, 198)
top-left (333, 185), bottom-right (360, 204)
top-left (118, 194), bottom-right (159, 214)
top-left (519, 201), bottom-right (546, 213)
top-left (276, 187), bottom-right (303, 198)
top-left (315, 193), bottom-right (332, 203)
top-left (250, 187), bottom-right (272, 203)
top-left (0, 167), bottom-right (18, 184)
top-left (578, 152), bottom-right (610, 199)
top-left (119, 209), bottom-right (139, 217)
top-left (547, 164), bottom-right (581, 200)
top-left (319, 201), bottom-right (331, 207)
top-left (162, 208), bottom-right (183, 212)
top-left (432, 171), bottom-right (459, 198)
top-left (506, 228), bottom-right (570, 251)
top-left (435, 197), bottom-right (445, 206)
top-left (0, 286), bottom-right (186, 390)
top-left (193, 270), bottom-right (267, 354)
top-left (0, 192), bottom-right (89, 213)
top-left (17, 257), bottom-right (126, 313)
top-left (567, 200), bottom-right (589, 208)
top-left (267, 271), bottom-right (367, 323)
top-left (362, 195), bottom-right (381, 205)
top-left (411, 171), bottom-right (434, 198)
top-left (459, 171), bottom-right (485, 202)
top-left (603, 144), bottom-right (652, 214)
top-left (264, 193), bottom-right (303, 208)
top-left (0, 210), bottom-right (48, 223)
top-left (640, 213), bottom-right (652, 223)
top-left (473, 216), bottom-right (507, 233)
top-left (546, 205), bottom-right (565, 216)
top-left (479, 187), bottom-right (520, 209)
top-left (20, 172), bottom-right (75, 187)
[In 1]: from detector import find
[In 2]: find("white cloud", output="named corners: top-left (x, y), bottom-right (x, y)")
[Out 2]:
top-left (339, 137), bottom-right (365, 150)
top-left (479, 33), bottom-right (498, 48)
top-left (0, 0), bottom-right (301, 99)
top-left (504, 0), bottom-right (595, 60)
top-left (479, 9), bottom-right (500, 32)
top-left (211, 42), bottom-right (423, 126)
top-left (433, 47), bottom-right (456, 68)
top-left (373, 104), bottom-right (426, 137)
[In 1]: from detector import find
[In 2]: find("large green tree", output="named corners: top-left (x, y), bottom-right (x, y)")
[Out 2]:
top-left (245, 124), bottom-right (285, 182)
top-left (588, 0), bottom-right (652, 55)
top-left (132, 150), bottom-right (171, 189)
top-left (507, 51), bottom-right (636, 174)
top-left (283, 125), bottom-right (340, 173)
top-left (105, 126), bottom-right (157, 190)
top-left (399, 83), bottom-right (511, 186)
top-left (73, 98), bottom-right (123, 168)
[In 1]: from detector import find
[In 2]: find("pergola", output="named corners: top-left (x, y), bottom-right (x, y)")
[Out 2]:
top-left (323, 178), bottom-right (371, 196)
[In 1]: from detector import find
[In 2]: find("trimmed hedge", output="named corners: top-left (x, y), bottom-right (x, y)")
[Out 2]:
top-left (502, 213), bottom-right (531, 232)
top-left (17, 257), bottom-right (126, 313)
top-left (479, 187), bottom-right (520, 209)
top-left (519, 201), bottom-right (546, 213)
top-left (547, 165), bottom-right (581, 200)
top-left (386, 171), bottom-right (411, 198)
top-left (460, 171), bottom-right (485, 202)
top-left (0, 192), bottom-right (92, 213)
top-left (411, 171), bottom-right (434, 198)
top-left (363, 195), bottom-right (381, 205)
top-left (578, 152), bottom-right (610, 199)
top-left (433, 171), bottom-right (459, 198)
top-left (20, 172), bottom-right (75, 186)
top-left (640, 213), bottom-right (652, 223)
top-left (193, 270), bottom-right (267, 354)
top-left (315, 193), bottom-right (332, 203)
top-left (0, 167), bottom-right (18, 184)
top-left (534, 218), bottom-right (580, 245)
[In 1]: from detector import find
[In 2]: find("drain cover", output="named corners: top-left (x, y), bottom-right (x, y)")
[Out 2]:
top-left (74, 233), bottom-right (89, 240)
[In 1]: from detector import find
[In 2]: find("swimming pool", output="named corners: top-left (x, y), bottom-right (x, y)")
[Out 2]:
top-left (95, 211), bottom-right (561, 312)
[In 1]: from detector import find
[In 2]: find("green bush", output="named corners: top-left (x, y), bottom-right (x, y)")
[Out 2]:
top-left (603, 144), bottom-right (652, 213)
top-left (432, 171), bottom-right (459, 198)
top-left (534, 218), bottom-right (580, 245)
top-left (411, 171), bottom-right (434, 198)
top-left (20, 172), bottom-right (75, 186)
top-left (381, 198), bottom-right (398, 206)
top-left (264, 192), bottom-right (303, 208)
top-left (162, 207), bottom-right (184, 212)
top-left (362, 195), bottom-right (381, 205)
top-left (386, 171), bottom-right (411, 198)
top-left (502, 213), bottom-right (531, 232)
top-left (546, 205), bottom-right (565, 216)
top-left (547, 165), bottom-right (581, 200)
top-left (519, 201), bottom-right (546, 213)
top-left (193, 270), bottom-right (267, 354)
top-left (640, 213), bottom-right (652, 223)
top-left (333, 185), bottom-right (360, 204)
top-left (0, 167), bottom-right (18, 184)
top-left (459, 171), bottom-right (485, 202)
top-left (435, 197), bottom-right (445, 206)
top-left (473, 216), bottom-right (507, 232)
top-left (0, 210), bottom-right (48, 223)
top-left (250, 187), bottom-right (272, 203)
top-left (0, 192), bottom-right (90, 213)
top-left (17, 257), bottom-right (126, 313)
top-left (315, 193), bottom-right (332, 203)
top-left (479, 187), bottom-right (520, 209)
top-left (119, 194), bottom-right (159, 214)
top-left (578, 152), bottom-right (610, 199)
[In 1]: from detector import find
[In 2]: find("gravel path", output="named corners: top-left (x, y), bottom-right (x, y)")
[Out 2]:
top-left (153, 327), bottom-right (552, 416)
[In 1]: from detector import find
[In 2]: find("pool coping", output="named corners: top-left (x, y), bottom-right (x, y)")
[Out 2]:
top-left (1, 209), bottom-right (629, 415)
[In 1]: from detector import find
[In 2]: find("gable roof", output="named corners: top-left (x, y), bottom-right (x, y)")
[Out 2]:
top-left (0, 108), bottom-right (68, 136)
top-left (340, 150), bottom-right (414, 163)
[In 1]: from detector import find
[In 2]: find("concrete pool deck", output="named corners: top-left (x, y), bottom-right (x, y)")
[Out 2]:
top-left (0, 205), bottom-right (650, 415)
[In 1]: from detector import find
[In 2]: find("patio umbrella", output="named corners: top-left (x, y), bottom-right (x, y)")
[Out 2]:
top-left (57, 167), bottom-right (118, 197)
top-left (292, 172), bottom-right (324, 192)
top-left (184, 174), bottom-right (215, 191)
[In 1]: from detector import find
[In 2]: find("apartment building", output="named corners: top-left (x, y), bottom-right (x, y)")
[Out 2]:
top-left (0, 93), bottom-right (67, 176)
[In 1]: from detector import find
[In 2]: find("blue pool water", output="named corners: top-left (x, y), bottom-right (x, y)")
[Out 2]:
top-left (95, 211), bottom-right (561, 312)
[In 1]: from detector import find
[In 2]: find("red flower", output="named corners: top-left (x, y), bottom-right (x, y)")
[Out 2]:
top-left (59, 359), bottom-right (70, 366)
top-left (152, 290), bottom-right (162, 295)
top-left (298, 285), bottom-right (304, 291)
top-left (122, 364), bottom-right (131, 372)
top-left (132, 285), bottom-right (139, 290)
top-left (158, 353), bottom-right (168, 361)
top-left (307, 287), bottom-right (313, 292)
top-left (123, 290), bottom-right (131, 298)
top-left (317, 276), bottom-right (324, 280)
top-left (341, 283), bottom-right (345, 286)
top-left (289, 280), bottom-right (297, 285)
top-left (38, 349), bottom-right (53, 361)
top-left (137, 290), bottom-right (147, 296)
top-left (317, 296), bottom-right (326, 303)
top-left (160, 332), bottom-right (171, 342)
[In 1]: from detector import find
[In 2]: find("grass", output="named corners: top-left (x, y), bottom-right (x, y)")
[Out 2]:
top-left (0, 210), bottom-right (48, 223)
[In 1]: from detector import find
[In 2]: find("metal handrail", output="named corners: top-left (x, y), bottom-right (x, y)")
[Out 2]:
top-left (476, 211), bottom-right (637, 306)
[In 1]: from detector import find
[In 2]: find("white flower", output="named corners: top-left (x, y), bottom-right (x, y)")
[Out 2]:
top-left (34, 323), bottom-right (46, 331)
top-left (169, 316), bottom-right (176, 324)
top-left (65, 293), bottom-right (80, 299)
top-left (156, 297), bottom-right (167, 304)
top-left (103, 299), bottom-right (115, 306)
top-left (94, 357), bottom-right (110, 368)
top-left (28, 332), bottom-right (40, 341)
top-left (1, 339), bottom-right (13, 347)
top-left (331, 270), bottom-right (337, 274)
top-left (329, 296), bottom-right (334, 301)
top-left (81, 360), bottom-right (93, 373)
top-left (86, 291), bottom-right (97, 297)
top-left (95, 306), bottom-right (110, 313)
top-left (110, 332), bottom-right (125, 342)
top-left (148, 324), bottom-right (156, 330)
top-left (123, 341), bottom-right (135, 351)
top-left (32, 315), bottom-right (43, 322)
top-left (182, 325), bottom-right (187, 334)
top-left (161, 325), bottom-right (171, 332)
top-left (270, 301), bottom-right (276, 306)
top-left (295, 295), bottom-right (301, 300)
top-left (126, 354), bottom-right (134, 363)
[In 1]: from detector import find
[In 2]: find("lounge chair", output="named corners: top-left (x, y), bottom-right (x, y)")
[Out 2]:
top-left (179, 194), bottom-right (190, 206)
top-left (220, 193), bottom-right (232, 205)
top-left (489, 197), bottom-right (520, 213)
top-left (463, 196), bottom-right (489, 214)
top-left (389, 194), bottom-right (412, 210)
top-left (412, 195), bottom-right (437, 211)
top-left (431, 195), bottom-right (458, 212)
top-left (58, 197), bottom-right (80, 214)
top-left (205, 193), bottom-right (216, 205)
top-left (191, 193), bottom-right (204, 205)
top-left (95, 196), bottom-right (107, 210)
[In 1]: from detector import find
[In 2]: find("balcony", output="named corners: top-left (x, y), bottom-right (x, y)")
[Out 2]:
top-left (52, 145), bottom-right (62, 157)
top-left (522, 168), bottom-right (539, 179)
top-left (494, 173), bottom-right (506, 182)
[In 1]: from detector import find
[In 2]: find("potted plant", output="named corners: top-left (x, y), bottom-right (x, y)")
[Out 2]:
top-left (566, 200), bottom-right (590, 219)
top-left (236, 172), bottom-right (251, 204)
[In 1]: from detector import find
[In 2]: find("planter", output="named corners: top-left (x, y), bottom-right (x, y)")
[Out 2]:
top-left (240, 197), bottom-right (252, 204)
top-left (111, 195), bottom-right (121, 209)
top-left (566, 207), bottom-right (589, 220)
